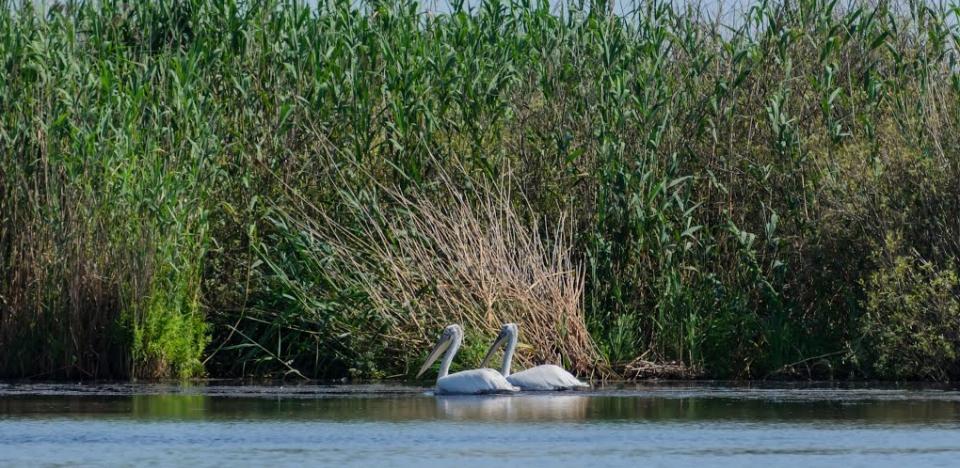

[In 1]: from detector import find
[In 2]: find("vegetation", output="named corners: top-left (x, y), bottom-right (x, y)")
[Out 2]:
top-left (1, 0), bottom-right (958, 380)
top-left (858, 235), bottom-right (960, 380)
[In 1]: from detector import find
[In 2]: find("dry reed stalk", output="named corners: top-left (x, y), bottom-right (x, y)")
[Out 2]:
top-left (283, 159), bottom-right (604, 376)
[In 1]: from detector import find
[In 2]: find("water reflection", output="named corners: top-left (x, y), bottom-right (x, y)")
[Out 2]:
top-left (132, 394), bottom-right (208, 419)
top-left (1, 383), bottom-right (959, 425)
top-left (436, 394), bottom-right (589, 421)
top-left (3, 383), bottom-right (960, 467)
top-left (0, 395), bottom-right (955, 425)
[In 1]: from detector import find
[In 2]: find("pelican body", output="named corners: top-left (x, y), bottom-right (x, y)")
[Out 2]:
top-left (417, 324), bottom-right (519, 395)
top-left (481, 323), bottom-right (589, 391)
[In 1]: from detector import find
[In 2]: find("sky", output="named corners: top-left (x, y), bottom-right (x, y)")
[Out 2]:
top-left (304, 1), bottom-right (958, 27)
top-left (299, 0), bottom-right (751, 18)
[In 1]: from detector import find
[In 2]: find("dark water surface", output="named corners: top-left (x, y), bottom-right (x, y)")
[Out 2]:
top-left (1, 381), bottom-right (959, 467)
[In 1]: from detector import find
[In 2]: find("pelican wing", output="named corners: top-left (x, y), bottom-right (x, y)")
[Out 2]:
top-left (436, 368), bottom-right (520, 395)
top-left (506, 364), bottom-right (589, 391)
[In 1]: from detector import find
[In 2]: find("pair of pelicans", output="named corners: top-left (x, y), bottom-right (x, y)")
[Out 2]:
top-left (416, 323), bottom-right (588, 395)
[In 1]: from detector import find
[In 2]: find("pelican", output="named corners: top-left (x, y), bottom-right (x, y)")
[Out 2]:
top-left (480, 323), bottom-right (589, 391)
top-left (416, 324), bottom-right (519, 395)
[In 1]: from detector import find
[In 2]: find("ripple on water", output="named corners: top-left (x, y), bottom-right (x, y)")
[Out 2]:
top-left (0, 382), bottom-right (959, 467)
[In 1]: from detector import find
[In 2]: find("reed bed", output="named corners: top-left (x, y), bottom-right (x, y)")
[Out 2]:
top-left (1, 0), bottom-right (958, 380)
top-left (253, 160), bottom-right (600, 378)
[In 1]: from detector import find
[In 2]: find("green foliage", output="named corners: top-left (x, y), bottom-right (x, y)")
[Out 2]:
top-left (859, 237), bottom-right (960, 381)
top-left (232, 219), bottom-right (396, 379)
top-left (0, 0), bottom-right (216, 378)
top-left (1, 0), bottom-right (959, 380)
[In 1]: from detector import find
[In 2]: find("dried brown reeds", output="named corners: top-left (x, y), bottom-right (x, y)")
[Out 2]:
top-left (277, 161), bottom-right (604, 377)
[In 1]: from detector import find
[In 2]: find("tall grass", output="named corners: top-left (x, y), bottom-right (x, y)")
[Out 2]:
top-left (241, 158), bottom-right (597, 378)
top-left (1, 0), bottom-right (958, 380)
top-left (0, 0), bottom-right (216, 378)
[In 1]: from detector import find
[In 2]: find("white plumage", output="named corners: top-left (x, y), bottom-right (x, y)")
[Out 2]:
top-left (481, 323), bottom-right (589, 391)
top-left (436, 368), bottom-right (517, 395)
top-left (418, 324), bottom-right (519, 395)
top-left (504, 364), bottom-right (589, 391)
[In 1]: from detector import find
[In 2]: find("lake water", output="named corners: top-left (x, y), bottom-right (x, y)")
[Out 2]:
top-left (1, 382), bottom-right (959, 467)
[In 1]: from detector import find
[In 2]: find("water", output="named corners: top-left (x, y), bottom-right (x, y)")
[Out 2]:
top-left (2, 382), bottom-right (960, 467)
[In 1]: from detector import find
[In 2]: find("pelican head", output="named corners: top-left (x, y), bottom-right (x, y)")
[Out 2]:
top-left (417, 324), bottom-right (464, 378)
top-left (480, 323), bottom-right (519, 374)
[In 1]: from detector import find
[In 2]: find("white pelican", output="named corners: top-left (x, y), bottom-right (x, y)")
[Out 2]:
top-left (416, 324), bottom-right (519, 395)
top-left (480, 323), bottom-right (589, 391)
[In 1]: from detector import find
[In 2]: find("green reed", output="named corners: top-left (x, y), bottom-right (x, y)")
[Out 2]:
top-left (1, 0), bottom-right (958, 380)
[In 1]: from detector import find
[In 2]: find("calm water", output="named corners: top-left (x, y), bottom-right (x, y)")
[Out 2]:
top-left (2, 382), bottom-right (960, 467)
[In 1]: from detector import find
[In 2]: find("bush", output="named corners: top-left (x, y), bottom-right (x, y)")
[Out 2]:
top-left (859, 237), bottom-right (960, 381)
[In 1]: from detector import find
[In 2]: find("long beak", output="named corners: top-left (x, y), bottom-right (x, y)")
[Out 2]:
top-left (416, 334), bottom-right (452, 378)
top-left (479, 330), bottom-right (508, 369)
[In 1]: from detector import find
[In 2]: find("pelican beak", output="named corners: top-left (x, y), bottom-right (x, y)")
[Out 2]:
top-left (416, 333), bottom-right (452, 378)
top-left (479, 329), bottom-right (509, 369)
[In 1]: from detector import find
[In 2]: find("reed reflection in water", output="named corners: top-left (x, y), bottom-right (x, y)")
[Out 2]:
top-left (0, 386), bottom-right (959, 425)
top-left (2, 384), bottom-right (960, 467)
